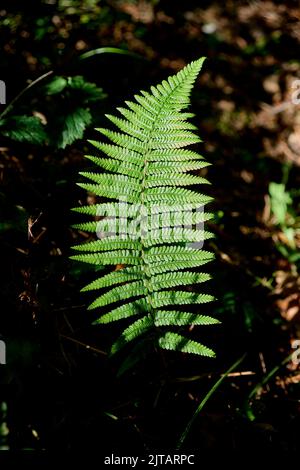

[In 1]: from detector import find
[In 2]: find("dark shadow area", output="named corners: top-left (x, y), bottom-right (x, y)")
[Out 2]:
top-left (0, 0), bottom-right (300, 454)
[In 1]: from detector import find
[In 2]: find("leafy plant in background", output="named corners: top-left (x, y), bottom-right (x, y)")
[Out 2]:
top-left (0, 193), bottom-right (28, 235)
top-left (269, 182), bottom-right (292, 235)
top-left (71, 58), bottom-right (219, 357)
top-left (44, 75), bottom-right (105, 148)
top-left (269, 167), bottom-right (300, 263)
top-left (0, 73), bottom-right (105, 148)
top-left (0, 402), bottom-right (9, 451)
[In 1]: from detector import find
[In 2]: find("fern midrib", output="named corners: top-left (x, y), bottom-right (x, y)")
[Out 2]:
top-left (138, 82), bottom-right (185, 324)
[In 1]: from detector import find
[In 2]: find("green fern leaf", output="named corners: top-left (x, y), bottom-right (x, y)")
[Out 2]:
top-left (146, 258), bottom-right (214, 275)
top-left (152, 291), bottom-right (215, 309)
top-left (81, 266), bottom-right (143, 291)
top-left (144, 187), bottom-right (213, 204)
top-left (146, 174), bottom-right (210, 187)
top-left (147, 149), bottom-right (205, 162)
top-left (70, 249), bottom-right (141, 265)
top-left (71, 239), bottom-right (141, 252)
top-left (88, 280), bottom-right (146, 309)
top-left (158, 332), bottom-right (215, 357)
top-left (110, 316), bottom-right (153, 354)
top-left (0, 115), bottom-right (47, 145)
top-left (88, 141), bottom-right (143, 166)
top-left (96, 128), bottom-right (147, 153)
top-left (154, 311), bottom-right (220, 326)
top-left (76, 182), bottom-right (139, 203)
top-left (85, 155), bottom-right (141, 178)
top-left (147, 211), bottom-right (214, 229)
top-left (71, 202), bottom-right (140, 218)
top-left (148, 161), bottom-right (210, 174)
top-left (71, 57), bottom-right (219, 357)
top-left (94, 299), bottom-right (147, 324)
top-left (58, 107), bottom-right (92, 149)
top-left (151, 272), bottom-right (211, 291)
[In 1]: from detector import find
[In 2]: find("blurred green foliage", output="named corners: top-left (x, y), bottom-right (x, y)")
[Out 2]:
top-left (269, 182), bottom-right (292, 227)
top-left (269, 169), bottom-right (300, 263)
top-left (0, 194), bottom-right (28, 234)
top-left (0, 74), bottom-right (106, 147)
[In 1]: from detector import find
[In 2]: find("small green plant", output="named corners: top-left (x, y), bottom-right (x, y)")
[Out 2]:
top-left (269, 182), bottom-right (292, 229)
top-left (0, 402), bottom-right (9, 451)
top-left (269, 166), bottom-right (300, 263)
top-left (0, 73), bottom-right (105, 148)
top-left (71, 58), bottom-right (219, 357)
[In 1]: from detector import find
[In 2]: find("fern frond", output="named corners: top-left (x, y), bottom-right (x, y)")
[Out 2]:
top-left (116, 107), bottom-right (153, 130)
top-left (110, 316), bottom-right (153, 354)
top-left (148, 161), bottom-right (210, 174)
top-left (105, 114), bottom-right (146, 140)
top-left (151, 272), bottom-right (211, 291)
top-left (85, 155), bottom-right (141, 178)
top-left (81, 266), bottom-right (142, 291)
top-left (143, 229), bottom-right (214, 247)
top-left (154, 311), bottom-right (220, 326)
top-left (88, 141), bottom-right (143, 166)
top-left (72, 57), bottom-right (219, 357)
top-left (146, 174), bottom-right (210, 187)
top-left (79, 172), bottom-right (140, 193)
top-left (71, 202), bottom-right (140, 218)
top-left (94, 299), bottom-right (147, 324)
top-left (147, 149), bottom-right (205, 162)
top-left (76, 182), bottom-right (138, 203)
top-left (146, 257), bottom-right (214, 275)
top-left (88, 280), bottom-right (146, 309)
top-left (152, 291), bottom-right (215, 309)
top-left (150, 133), bottom-right (202, 150)
top-left (96, 128), bottom-right (147, 153)
top-left (70, 249), bottom-right (140, 265)
top-left (158, 332), bottom-right (215, 357)
top-left (144, 187), bottom-right (213, 204)
top-left (71, 239), bottom-right (141, 252)
top-left (148, 211), bottom-right (214, 229)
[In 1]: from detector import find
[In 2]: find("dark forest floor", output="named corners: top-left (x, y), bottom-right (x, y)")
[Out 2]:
top-left (0, 0), bottom-right (300, 453)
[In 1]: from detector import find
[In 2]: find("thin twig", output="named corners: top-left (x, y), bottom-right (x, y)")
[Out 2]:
top-left (0, 70), bottom-right (53, 120)
top-left (79, 47), bottom-right (139, 61)
top-left (177, 353), bottom-right (247, 449)
top-left (248, 350), bottom-right (295, 401)
top-left (60, 334), bottom-right (107, 356)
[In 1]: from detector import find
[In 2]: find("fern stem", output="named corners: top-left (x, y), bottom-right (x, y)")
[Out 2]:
top-left (138, 79), bottom-right (187, 328)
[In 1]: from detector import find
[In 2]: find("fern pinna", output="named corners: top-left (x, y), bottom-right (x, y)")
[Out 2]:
top-left (71, 57), bottom-right (219, 357)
